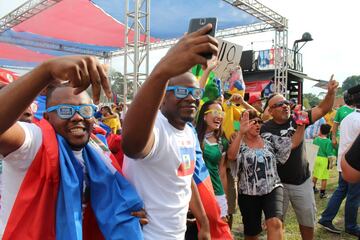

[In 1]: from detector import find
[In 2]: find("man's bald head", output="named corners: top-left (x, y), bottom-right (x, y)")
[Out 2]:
top-left (168, 72), bottom-right (198, 88)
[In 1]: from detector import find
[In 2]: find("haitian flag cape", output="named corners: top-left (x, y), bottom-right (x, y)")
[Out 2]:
top-left (190, 124), bottom-right (233, 240)
top-left (3, 119), bottom-right (143, 240)
top-left (33, 95), bottom-right (47, 121)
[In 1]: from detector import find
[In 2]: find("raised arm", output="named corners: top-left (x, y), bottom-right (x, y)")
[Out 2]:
top-left (311, 75), bottom-right (338, 122)
top-left (0, 56), bottom-right (111, 156)
top-left (229, 93), bottom-right (258, 112)
top-left (122, 24), bottom-right (218, 159)
top-left (198, 58), bottom-right (217, 88)
top-left (227, 111), bottom-right (252, 160)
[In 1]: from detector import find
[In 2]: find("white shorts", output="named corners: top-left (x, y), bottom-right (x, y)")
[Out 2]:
top-left (215, 194), bottom-right (228, 217)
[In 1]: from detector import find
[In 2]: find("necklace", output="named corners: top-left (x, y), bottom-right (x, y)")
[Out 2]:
top-left (205, 131), bottom-right (214, 139)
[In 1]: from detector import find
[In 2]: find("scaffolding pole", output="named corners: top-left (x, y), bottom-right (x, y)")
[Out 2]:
top-left (0, 0), bottom-right (63, 33)
top-left (124, 0), bottom-right (150, 105)
top-left (274, 29), bottom-right (288, 96)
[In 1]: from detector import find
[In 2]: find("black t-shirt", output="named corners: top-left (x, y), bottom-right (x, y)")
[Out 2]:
top-left (345, 133), bottom-right (360, 171)
top-left (260, 115), bottom-right (311, 185)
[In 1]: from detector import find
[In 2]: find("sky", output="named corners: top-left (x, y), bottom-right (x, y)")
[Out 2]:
top-left (1, 0), bottom-right (360, 95)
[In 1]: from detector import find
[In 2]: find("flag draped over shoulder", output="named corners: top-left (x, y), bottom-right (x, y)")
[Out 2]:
top-left (3, 119), bottom-right (143, 240)
top-left (190, 124), bottom-right (233, 240)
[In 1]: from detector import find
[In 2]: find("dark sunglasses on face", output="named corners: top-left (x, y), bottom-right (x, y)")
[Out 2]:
top-left (270, 100), bottom-right (290, 109)
top-left (46, 104), bottom-right (97, 119)
top-left (166, 86), bottom-right (204, 100)
top-left (250, 118), bottom-right (263, 125)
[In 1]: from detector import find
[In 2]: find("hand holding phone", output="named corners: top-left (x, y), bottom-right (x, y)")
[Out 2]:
top-left (188, 18), bottom-right (217, 59)
top-left (293, 110), bottom-right (309, 126)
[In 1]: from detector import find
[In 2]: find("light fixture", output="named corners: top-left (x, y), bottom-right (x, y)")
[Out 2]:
top-left (293, 32), bottom-right (313, 71)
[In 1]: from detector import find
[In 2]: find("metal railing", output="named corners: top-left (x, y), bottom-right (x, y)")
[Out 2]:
top-left (242, 48), bottom-right (303, 72)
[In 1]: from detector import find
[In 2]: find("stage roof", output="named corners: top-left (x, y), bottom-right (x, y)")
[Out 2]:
top-left (0, 0), bottom-right (258, 68)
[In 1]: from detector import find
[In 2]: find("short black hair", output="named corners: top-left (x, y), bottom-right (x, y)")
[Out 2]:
top-left (45, 82), bottom-right (71, 108)
top-left (101, 105), bottom-right (113, 115)
top-left (320, 123), bottom-right (331, 135)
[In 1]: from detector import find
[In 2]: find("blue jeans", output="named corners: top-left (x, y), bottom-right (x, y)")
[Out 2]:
top-left (319, 173), bottom-right (360, 232)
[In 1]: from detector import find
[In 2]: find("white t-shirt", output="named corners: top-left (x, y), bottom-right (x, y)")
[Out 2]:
top-left (123, 112), bottom-right (197, 240)
top-left (338, 110), bottom-right (360, 172)
top-left (0, 122), bottom-right (42, 235)
top-left (0, 122), bottom-right (86, 236)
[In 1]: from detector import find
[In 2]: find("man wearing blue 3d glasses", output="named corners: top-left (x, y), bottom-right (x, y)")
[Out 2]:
top-left (122, 23), bottom-right (218, 239)
top-left (0, 56), bottom-right (146, 239)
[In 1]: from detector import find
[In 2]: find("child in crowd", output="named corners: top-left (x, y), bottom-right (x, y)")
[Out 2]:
top-left (312, 124), bottom-right (336, 198)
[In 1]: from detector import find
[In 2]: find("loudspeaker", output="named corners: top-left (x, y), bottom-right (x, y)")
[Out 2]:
top-left (240, 50), bottom-right (253, 72)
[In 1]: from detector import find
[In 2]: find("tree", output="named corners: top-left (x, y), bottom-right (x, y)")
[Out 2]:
top-left (303, 93), bottom-right (321, 108)
top-left (303, 97), bottom-right (311, 110)
top-left (341, 75), bottom-right (360, 92)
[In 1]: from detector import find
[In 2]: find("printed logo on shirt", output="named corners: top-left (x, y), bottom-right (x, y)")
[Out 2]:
top-left (177, 138), bottom-right (195, 176)
top-left (177, 147), bottom-right (195, 176)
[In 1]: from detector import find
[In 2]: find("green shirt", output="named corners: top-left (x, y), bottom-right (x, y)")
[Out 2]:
top-left (313, 137), bottom-right (335, 158)
top-left (334, 105), bottom-right (354, 136)
top-left (203, 137), bottom-right (228, 196)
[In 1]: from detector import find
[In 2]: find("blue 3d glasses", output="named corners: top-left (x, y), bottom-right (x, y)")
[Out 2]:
top-left (166, 86), bottom-right (203, 100)
top-left (46, 104), bottom-right (97, 119)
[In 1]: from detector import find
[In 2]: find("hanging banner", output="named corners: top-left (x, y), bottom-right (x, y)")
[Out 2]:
top-left (213, 39), bottom-right (243, 81)
top-left (257, 49), bottom-right (275, 70)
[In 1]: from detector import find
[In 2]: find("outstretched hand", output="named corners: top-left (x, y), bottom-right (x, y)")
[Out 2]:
top-left (327, 74), bottom-right (339, 95)
top-left (204, 57), bottom-right (218, 72)
top-left (44, 56), bottom-right (112, 104)
top-left (239, 111), bottom-right (255, 135)
top-left (229, 93), bottom-right (244, 105)
top-left (154, 23), bottom-right (218, 80)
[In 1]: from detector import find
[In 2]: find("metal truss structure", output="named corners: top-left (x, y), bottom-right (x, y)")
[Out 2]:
top-left (0, 0), bottom-right (289, 99)
top-left (226, 0), bottom-right (289, 96)
top-left (0, 34), bottom-right (110, 57)
top-left (120, 0), bottom-right (289, 97)
top-left (123, 0), bottom-right (150, 104)
top-left (0, 0), bottom-right (111, 57)
top-left (0, 0), bottom-right (62, 33)
top-left (112, 22), bottom-right (275, 56)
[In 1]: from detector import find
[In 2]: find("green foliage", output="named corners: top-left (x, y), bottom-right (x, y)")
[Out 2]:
top-left (303, 98), bottom-right (310, 109)
top-left (342, 75), bottom-right (360, 92)
top-left (107, 68), bottom-right (135, 103)
top-left (303, 93), bottom-right (321, 107)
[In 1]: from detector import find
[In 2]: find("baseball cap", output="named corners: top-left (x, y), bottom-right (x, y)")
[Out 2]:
top-left (248, 94), bottom-right (262, 104)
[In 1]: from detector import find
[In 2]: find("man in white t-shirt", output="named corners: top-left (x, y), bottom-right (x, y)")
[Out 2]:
top-left (0, 56), bottom-right (145, 239)
top-left (122, 24), bottom-right (218, 239)
top-left (319, 109), bottom-right (360, 237)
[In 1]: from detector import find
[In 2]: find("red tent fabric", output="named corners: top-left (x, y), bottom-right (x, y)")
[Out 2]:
top-left (14, 0), bottom-right (155, 48)
top-left (0, 42), bottom-right (53, 63)
top-left (245, 80), bottom-right (270, 93)
top-left (0, 67), bottom-right (19, 84)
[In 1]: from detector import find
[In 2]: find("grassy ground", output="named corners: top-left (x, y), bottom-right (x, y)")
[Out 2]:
top-left (231, 168), bottom-right (358, 239)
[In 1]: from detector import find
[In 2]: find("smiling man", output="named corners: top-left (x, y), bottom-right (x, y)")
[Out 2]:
top-left (0, 56), bottom-right (144, 239)
top-left (122, 24), bottom-right (218, 240)
top-left (260, 77), bottom-right (338, 240)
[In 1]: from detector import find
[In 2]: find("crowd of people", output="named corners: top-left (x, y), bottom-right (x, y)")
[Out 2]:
top-left (0, 23), bottom-right (359, 240)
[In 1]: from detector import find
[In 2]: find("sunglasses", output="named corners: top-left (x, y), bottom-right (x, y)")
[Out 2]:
top-left (270, 100), bottom-right (290, 109)
top-left (250, 118), bottom-right (263, 125)
top-left (205, 109), bottom-right (225, 118)
top-left (46, 104), bottom-right (97, 119)
top-left (166, 86), bottom-right (203, 100)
